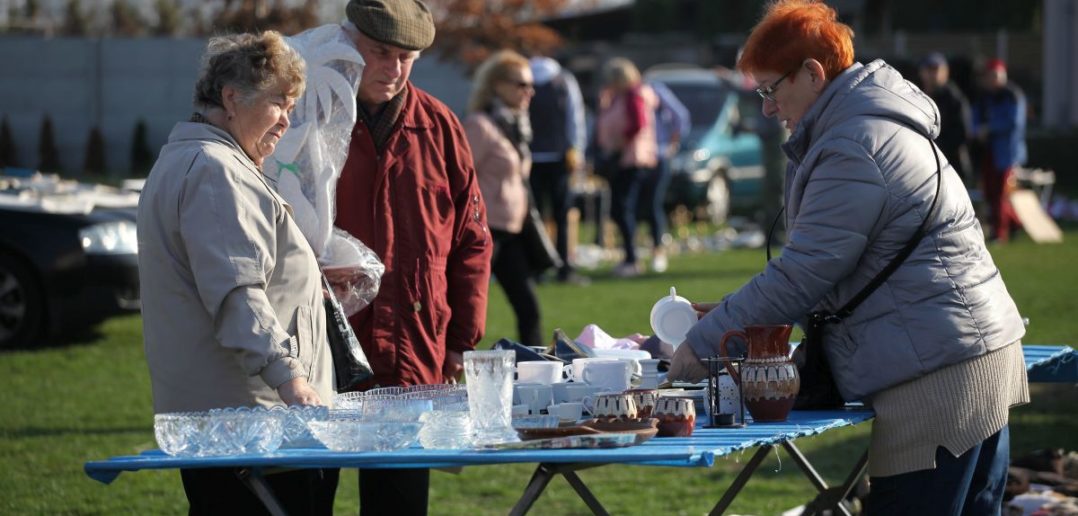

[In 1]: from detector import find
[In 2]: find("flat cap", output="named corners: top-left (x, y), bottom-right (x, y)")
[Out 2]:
top-left (346, 0), bottom-right (435, 51)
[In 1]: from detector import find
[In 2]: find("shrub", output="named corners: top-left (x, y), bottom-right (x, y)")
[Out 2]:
top-left (0, 115), bottom-right (17, 169)
top-left (130, 118), bottom-right (154, 176)
top-left (83, 126), bottom-right (106, 176)
top-left (38, 115), bottom-right (61, 173)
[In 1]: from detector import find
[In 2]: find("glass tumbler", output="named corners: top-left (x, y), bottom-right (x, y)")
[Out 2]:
top-left (463, 349), bottom-right (518, 444)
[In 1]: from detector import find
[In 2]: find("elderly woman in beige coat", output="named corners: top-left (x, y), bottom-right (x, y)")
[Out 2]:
top-left (137, 31), bottom-right (337, 514)
top-left (463, 50), bottom-right (542, 347)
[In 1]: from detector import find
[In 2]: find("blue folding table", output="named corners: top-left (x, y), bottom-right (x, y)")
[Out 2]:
top-left (84, 345), bottom-right (1075, 515)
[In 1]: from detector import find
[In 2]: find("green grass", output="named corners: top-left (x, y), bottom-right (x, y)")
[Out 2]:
top-left (2, 230), bottom-right (1077, 514)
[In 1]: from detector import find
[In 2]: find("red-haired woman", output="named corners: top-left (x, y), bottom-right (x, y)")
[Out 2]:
top-left (667, 1), bottom-right (1028, 512)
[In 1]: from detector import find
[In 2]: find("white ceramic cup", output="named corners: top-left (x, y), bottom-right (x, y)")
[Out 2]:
top-left (580, 361), bottom-right (632, 392)
top-left (568, 358), bottom-right (628, 383)
top-left (514, 383), bottom-right (554, 415)
top-left (563, 383), bottom-right (602, 404)
top-left (511, 404), bottom-right (529, 417)
top-left (638, 358), bottom-right (663, 389)
top-left (547, 402), bottom-right (584, 422)
top-left (650, 286), bottom-right (697, 347)
top-left (515, 361), bottom-right (564, 385)
top-left (551, 382), bottom-right (572, 403)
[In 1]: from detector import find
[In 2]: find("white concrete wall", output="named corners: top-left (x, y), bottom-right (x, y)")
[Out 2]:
top-left (0, 36), bottom-right (471, 176)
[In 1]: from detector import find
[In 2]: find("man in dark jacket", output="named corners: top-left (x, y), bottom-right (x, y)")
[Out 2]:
top-left (528, 56), bottom-right (588, 284)
top-left (335, 0), bottom-right (492, 513)
top-left (919, 52), bottom-right (973, 186)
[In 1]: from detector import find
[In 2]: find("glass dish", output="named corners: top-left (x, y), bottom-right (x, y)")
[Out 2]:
top-left (418, 410), bottom-right (474, 450)
top-left (359, 398), bottom-right (433, 422)
top-left (155, 408), bottom-right (285, 457)
top-left (307, 419), bottom-right (422, 452)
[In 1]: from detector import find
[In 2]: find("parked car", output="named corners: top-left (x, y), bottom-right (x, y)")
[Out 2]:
top-left (645, 66), bottom-right (765, 224)
top-left (0, 170), bottom-right (140, 349)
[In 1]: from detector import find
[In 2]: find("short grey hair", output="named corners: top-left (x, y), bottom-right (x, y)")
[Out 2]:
top-left (193, 30), bottom-right (305, 110)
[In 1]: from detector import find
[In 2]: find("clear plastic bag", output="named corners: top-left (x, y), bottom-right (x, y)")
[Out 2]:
top-left (321, 228), bottom-right (384, 316)
top-left (265, 23), bottom-right (385, 316)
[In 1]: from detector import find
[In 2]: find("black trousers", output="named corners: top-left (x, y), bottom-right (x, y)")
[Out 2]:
top-left (529, 159), bottom-right (573, 276)
top-left (180, 467), bottom-right (338, 515)
top-left (491, 228), bottom-right (543, 348)
top-left (359, 468), bottom-right (429, 516)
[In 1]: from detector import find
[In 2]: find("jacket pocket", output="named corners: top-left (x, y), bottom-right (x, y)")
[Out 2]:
top-left (294, 305), bottom-right (316, 376)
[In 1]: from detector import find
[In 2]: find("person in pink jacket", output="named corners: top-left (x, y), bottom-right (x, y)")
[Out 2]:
top-left (596, 57), bottom-right (659, 277)
top-left (464, 50), bottom-right (543, 347)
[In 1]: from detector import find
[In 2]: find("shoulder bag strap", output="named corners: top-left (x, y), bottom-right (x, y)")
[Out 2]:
top-left (828, 134), bottom-right (943, 322)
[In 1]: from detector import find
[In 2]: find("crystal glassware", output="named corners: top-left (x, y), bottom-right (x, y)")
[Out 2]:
top-left (418, 410), bottom-right (474, 450)
top-left (463, 349), bottom-right (518, 444)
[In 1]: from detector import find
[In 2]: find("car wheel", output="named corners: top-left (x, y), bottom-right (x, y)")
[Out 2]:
top-left (706, 172), bottom-right (731, 225)
top-left (0, 253), bottom-right (45, 349)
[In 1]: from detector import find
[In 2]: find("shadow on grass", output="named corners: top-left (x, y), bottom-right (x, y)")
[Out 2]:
top-left (580, 266), bottom-right (763, 286)
top-left (2, 425), bottom-right (151, 438)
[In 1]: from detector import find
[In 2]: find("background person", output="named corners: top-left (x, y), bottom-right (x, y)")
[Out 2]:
top-left (528, 55), bottom-right (589, 284)
top-left (333, 0), bottom-right (493, 513)
top-left (464, 50), bottom-right (543, 348)
top-left (918, 52), bottom-right (974, 187)
top-left (667, 1), bottom-right (1028, 513)
top-left (595, 57), bottom-right (659, 278)
top-left (641, 79), bottom-right (690, 273)
top-left (137, 31), bottom-right (337, 514)
top-left (973, 58), bottom-right (1027, 244)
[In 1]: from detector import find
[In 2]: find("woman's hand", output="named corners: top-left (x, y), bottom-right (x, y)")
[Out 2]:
top-left (666, 343), bottom-right (710, 384)
top-left (443, 350), bottom-right (464, 383)
top-left (277, 377), bottom-right (323, 406)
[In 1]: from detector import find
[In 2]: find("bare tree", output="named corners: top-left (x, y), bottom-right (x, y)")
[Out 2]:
top-left (111, 0), bottom-right (145, 37)
top-left (426, 0), bottom-right (569, 70)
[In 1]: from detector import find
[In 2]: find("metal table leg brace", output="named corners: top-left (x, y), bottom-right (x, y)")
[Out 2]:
top-left (236, 468), bottom-right (288, 516)
top-left (709, 442), bottom-right (869, 516)
top-left (510, 463), bottom-right (611, 516)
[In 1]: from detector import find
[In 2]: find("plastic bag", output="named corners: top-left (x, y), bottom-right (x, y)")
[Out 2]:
top-left (321, 228), bottom-right (384, 316)
top-left (264, 23), bottom-right (385, 316)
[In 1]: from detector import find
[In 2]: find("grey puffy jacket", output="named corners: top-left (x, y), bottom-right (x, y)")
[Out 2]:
top-left (685, 60), bottom-right (1024, 401)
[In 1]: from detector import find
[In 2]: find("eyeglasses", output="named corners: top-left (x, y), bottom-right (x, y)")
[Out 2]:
top-left (504, 79), bottom-right (534, 91)
top-left (755, 68), bottom-right (796, 102)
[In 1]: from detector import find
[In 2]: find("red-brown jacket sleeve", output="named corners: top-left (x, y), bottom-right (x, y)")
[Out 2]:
top-left (440, 109), bottom-right (493, 354)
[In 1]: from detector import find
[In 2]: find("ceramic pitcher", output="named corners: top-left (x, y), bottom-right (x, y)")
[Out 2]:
top-left (718, 324), bottom-right (800, 422)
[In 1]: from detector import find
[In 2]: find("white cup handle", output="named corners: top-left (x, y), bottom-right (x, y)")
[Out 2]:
top-left (581, 395), bottom-right (595, 414)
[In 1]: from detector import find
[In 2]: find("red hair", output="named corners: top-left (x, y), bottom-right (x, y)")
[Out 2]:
top-left (738, 0), bottom-right (855, 81)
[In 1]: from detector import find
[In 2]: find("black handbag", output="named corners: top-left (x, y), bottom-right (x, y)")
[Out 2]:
top-left (769, 135), bottom-right (943, 409)
top-left (520, 188), bottom-right (564, 275)
top-left (322, 275), bottom-right (373, 392)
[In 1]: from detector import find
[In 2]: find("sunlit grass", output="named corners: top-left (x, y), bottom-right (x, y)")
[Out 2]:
top-left (1, 229), bottom-right (1075, 514)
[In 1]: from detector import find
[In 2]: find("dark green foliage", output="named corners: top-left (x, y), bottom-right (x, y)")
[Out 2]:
top-left (153, 0), bottom-right (181, 36)
top-left (83, 126), bottom-right (106, 176)
top-left (130, 119), bottom-right (154, 176)
top-left (0, 115), bottom-right (17, 169)
top-left (37, 115), bottom-right (61, 173)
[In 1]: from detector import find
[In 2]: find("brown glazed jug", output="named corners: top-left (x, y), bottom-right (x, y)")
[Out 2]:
top-left (719, 325), bottom-right (800, 422)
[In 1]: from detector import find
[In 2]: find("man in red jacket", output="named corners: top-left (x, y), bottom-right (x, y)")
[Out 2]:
top-left (335, 0), bottom-right (492, 514)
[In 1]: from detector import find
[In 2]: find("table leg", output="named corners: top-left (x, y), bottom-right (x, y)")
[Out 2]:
top-left (510, 463), bottom-right (611, 516)
top-left (709, 444), bottom-right (773, 515)
top-left (235, 468), bottom-right (287, 516)
top-left (562, 469), bottom-right (609, 516)
top-left (783, 442), bottom-right (868, 516)
top-left (510, 464), bottom-right (558, 516)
